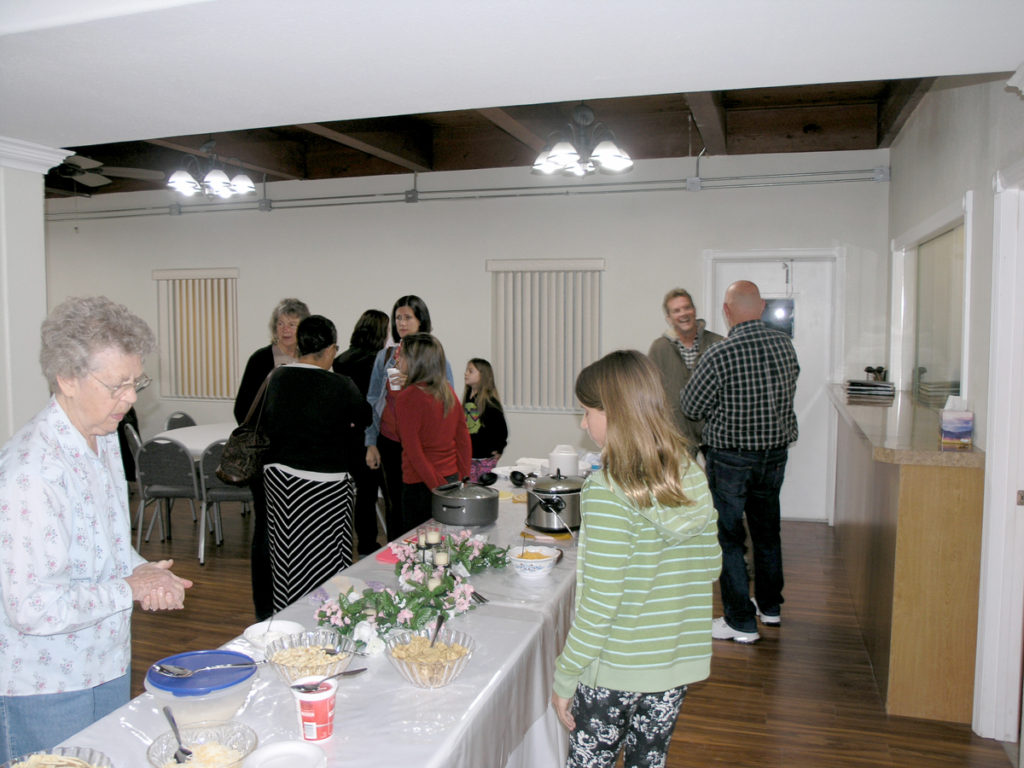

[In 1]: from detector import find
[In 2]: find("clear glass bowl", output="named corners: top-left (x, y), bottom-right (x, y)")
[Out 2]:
top-left (146, 720), bottom-right (257, 768)
top-left (4, 746), bottom-right (113, 768)
top-left (264, 629), bottom-right (355, 684)
top-left (386, 627), bottom-right (475, 689)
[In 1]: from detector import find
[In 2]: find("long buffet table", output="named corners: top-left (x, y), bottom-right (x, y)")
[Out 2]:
top-left (59, 493), bottom-right (575, 766)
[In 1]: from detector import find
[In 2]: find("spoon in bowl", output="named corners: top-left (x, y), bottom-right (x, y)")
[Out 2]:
top-left (162, 705), bottom-right (192, 764)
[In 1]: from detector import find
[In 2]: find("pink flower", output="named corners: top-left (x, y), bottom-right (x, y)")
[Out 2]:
top-left (396, 609), bottom-right (414, 625)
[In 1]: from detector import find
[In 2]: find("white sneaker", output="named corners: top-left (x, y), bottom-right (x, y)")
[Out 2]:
top-left (752, 598), bottom-right (781, 626)
top-left (711, 616), bottom-right (760, 644)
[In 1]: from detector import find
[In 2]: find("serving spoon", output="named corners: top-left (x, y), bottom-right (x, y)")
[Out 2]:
top-left (289, 667), bottom-right (367, 692)
top-left (153, 660), bottom-right (262, 678)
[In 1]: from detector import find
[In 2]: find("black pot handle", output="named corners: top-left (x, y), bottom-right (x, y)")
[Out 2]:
top-left (538, 496), bottom-right (566, 514)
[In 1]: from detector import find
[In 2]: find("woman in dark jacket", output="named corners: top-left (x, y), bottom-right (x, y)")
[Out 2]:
top-left (233, 297), bottom-right (310, 619)
top-left (261, 315), bottom-right (370, 611)
top-left (333, 309), bottom-right (389, 555)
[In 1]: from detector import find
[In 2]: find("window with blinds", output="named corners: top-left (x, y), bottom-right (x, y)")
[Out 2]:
top-left (487, 259), bottom-right (603, 413)
top-left (153, 268), bottom-right (239, 399)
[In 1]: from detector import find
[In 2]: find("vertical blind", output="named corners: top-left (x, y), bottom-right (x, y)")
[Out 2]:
top-left (488, 259), bottom-right (603, 412)
top-left (153, 269), bottom-right (239, 399)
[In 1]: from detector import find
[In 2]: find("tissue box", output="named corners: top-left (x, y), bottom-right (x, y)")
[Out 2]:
top-left (940, 410), bottom-right (973, 450)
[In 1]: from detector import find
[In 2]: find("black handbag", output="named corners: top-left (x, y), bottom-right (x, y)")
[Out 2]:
top-left (217, 374), bottom-right (272, 485)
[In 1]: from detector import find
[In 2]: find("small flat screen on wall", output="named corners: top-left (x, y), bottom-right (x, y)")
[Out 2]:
top-left (762, 299), bottom-right (794, 338)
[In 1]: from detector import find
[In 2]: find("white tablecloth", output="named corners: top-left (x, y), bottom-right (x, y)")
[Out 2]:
top-left (61, 492), bottom-right (574, 767)
top-left (153, 422), bottom-right (236, 459)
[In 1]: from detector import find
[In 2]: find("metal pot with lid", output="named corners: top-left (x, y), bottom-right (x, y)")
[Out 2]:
top-left (526, 470), bottom-right (583, 532)
top-left (431, 481), bottom-right (499, 526)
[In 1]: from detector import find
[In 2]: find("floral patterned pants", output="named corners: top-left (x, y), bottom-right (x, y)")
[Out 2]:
top-left (566, 683), bottom-right (688, 768)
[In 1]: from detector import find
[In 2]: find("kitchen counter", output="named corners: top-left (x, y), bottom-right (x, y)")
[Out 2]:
top-left (829, 384), bottom-right (983, 724)
top-left (827, 384), bottom-right (984, 467)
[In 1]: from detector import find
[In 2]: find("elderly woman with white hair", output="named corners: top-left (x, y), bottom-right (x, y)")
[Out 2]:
top-left (0, 296), bottom-right (193, 762)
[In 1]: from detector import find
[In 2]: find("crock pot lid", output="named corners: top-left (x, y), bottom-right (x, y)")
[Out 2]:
top-left (433, 482), bottom-right (499, 500)
top-left (532, 475), bottom-right (583, 493)
top-left (146, 649), bottom-right (256, 695)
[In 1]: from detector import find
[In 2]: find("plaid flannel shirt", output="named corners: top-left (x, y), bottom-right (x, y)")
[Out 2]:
top-left (681, 320), bottom-right (799, 450)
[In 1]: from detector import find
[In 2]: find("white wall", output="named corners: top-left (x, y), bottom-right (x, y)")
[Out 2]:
top-left (45, 150), bottom-right (890, 460)
top-left (888, 73), bottom-right (1024, 449)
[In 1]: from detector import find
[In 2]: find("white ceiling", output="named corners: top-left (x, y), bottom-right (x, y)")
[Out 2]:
top-left (2, 0), bottom-right (1023, 151)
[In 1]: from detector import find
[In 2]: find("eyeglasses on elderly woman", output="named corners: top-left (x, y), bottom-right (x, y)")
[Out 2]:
top-left (89, 372), bottom-right (152, 399)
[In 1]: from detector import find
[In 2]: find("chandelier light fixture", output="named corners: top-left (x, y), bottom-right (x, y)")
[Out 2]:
top-left (532, 103), bottom-right (634, 177)
top-left (167, 141), bottom-right (256, 199)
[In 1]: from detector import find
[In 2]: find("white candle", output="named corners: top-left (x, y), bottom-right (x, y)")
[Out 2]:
top-left (417, 529), bottom-right (426, 546)
top-left (434, 550), bottom-right (450, 566)
top-left (427, 577), bottom-right (442, 591)
top-left (426, 528), bottom-right (441, 545)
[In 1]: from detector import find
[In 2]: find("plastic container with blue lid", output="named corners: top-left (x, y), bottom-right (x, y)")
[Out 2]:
top-left (145, 649), bottom-right (256, 723)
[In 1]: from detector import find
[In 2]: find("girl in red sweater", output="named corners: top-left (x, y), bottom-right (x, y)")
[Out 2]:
top-left (394, 333), bottom-right (471, 532)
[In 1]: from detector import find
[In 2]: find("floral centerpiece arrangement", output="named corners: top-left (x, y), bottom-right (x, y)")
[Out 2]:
top-left (316, 529), bottom-right (509, 655)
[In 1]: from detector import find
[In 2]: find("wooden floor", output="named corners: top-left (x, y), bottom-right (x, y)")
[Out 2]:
top-left (130, 505), bottom-right (1012, 768)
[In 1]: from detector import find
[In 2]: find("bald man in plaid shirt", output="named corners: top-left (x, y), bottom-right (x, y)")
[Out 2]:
top-left (681, 280), bottom-right (799, 644)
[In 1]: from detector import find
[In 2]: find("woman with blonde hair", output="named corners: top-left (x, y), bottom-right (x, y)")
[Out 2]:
top-left (551, 350), bottom-right (721, 768)
top-left (393, 333), bottom-right (470, 531)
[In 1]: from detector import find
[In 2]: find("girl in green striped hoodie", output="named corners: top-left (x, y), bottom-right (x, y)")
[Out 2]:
top-left (552, 350), bottom-right (722, 768)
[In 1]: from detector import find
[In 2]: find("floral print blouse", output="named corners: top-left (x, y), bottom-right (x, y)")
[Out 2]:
top-left (0, 397), bottom-right (144, 695)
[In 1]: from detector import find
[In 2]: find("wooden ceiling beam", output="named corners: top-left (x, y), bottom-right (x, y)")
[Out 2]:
top-left (877, 78), bottom-right (935, 148)
top-left (146, 137), bottom-right (304, 180)
top-left (297, 123), bottom-right (431, 172)
top-left (476, 108), bottom-right (547, 152)
top-left (684, 92), bottom-right (728, 155)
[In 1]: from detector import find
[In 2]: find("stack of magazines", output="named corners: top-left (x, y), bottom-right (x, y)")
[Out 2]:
top-left (845, 379), bottom-right (895, 405)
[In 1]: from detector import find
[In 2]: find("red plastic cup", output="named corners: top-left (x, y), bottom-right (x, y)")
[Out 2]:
top-left (292, 676), bottom-right (337, 741)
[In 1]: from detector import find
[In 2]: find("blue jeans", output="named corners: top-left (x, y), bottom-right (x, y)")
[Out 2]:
top-left (0, 675), bottom-right (129, 762)
top-left (705, 447), bottom-right (788, 633)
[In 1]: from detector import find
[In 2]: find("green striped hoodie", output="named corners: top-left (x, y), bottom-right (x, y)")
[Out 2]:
top-left (553, 460), bottom-right (721, 698)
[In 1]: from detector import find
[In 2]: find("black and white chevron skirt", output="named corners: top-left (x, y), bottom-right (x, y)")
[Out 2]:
top-left (264, 463), bottom-right (353, 612)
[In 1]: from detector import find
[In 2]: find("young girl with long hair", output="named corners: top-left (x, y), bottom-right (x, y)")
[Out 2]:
top-left (551, 350), bottom-right (721, 768)
top-left (393, 333), bottom-right (471, 531)
top-left (462, 358), bottom-right (508, 482)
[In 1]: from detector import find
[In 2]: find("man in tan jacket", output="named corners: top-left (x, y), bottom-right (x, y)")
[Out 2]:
top-left (647, 288), bottom-right (724, 455)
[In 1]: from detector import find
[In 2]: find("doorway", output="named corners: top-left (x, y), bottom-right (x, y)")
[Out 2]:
top-left (705, 250), bottom-right (838, 523)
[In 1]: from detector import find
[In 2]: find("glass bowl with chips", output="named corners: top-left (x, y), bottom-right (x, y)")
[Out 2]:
top-left (264, 629), bottom-right (356, 685)
top-left (4, 746), bottom-right (113, 768)
top-left (385, 626), bottom-right (475, 689)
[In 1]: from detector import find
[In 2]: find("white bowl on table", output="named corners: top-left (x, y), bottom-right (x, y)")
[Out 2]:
top-left (243, 619), bottom-right (305, 654)
top-left (509, 545), bottom-right (560, 578)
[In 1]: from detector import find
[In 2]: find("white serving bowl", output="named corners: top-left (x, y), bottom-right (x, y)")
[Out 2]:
top-left (242, 619), bottom-right (305, 653)
top-left (4, 746), bottom-right (113, 768)
top-left (508, 545), bottom-right (560, 578)
top-left (146, 720), bottom-right (257, 768)
top-left (264, 630), bottom-right (356, 685)
top-left (386, 627), bottom-right (475, 689)
top-left (145, 650), bottom-right (256, 725)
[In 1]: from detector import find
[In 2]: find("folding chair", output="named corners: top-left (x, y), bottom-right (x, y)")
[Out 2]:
top-left (197, 439), bottom-right (254, 564)
top-left (135, 437), bottom-right (200, 550)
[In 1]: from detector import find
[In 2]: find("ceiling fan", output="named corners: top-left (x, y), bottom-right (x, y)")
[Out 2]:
top-left (52, 154), bottom-right (166, 188)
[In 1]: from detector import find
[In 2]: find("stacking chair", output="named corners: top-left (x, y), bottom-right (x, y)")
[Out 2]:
top-left (198, 439), bottom-right (254, 564)
top-left (165, 411), bottom-right (197, 430)
top-left (135, 437), bottom-right (201, 550)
